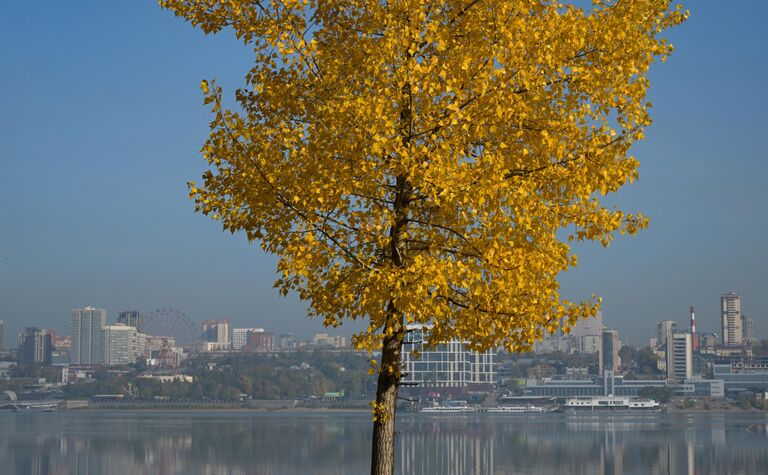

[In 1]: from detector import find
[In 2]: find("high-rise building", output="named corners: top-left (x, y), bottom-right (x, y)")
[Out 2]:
top-left (246, 331), bottom-right (275, 352)
top-left (666, 332), bottom-right (692, 381)
top-left (571, 310), bottom-right (604, 338)
top-left (721, 292), bottom-right (743, 347)
top-left (117, 310), bottom-right (146, 332)
top-left (103, 323), bottom-right (142, 366)
top-left (71, 306), bottom-right (107, 366)
top-left (571, 310), bottom-right (604, 353)
top-left (401, 324), bottom-right (495, 390)
top-left (657, 321), bottom-right (677, 350)
top-left (202, 319), bottom-right (231, 348)
top-left (232, 327), bottom-right (264, 351)
top-left (742, 315), bottom-right (755, 345)
top-left (0, 320), bottom-right (4, 352)
top-left (18, 327), bottom-right (52, 365)
top-left (599, 330), bottom-right (620, 375)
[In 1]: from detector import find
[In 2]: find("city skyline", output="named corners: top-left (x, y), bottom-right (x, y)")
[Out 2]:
top-left (1, 291), bottom-right (761, 353)
top-left (1, 1), bottom-right (766, 347)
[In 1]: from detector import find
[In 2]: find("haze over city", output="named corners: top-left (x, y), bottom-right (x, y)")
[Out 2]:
top-left (1, 0), bottom-right (766, 346)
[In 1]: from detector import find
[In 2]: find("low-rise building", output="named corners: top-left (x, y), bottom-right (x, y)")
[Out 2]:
top-left (139, 374), bottom-right (194, 383)
top-left (0, 362), bottom-right (16, 380)
top-left (277, 333), bottom-right (296, 350)
top-left (201, 341), bottom-right (232, 352)
top-left (678, 377), bottom-right (725, 398)
top-left (312, 333), bottom-right (346, 348)
top-left (713, 360), bottom-right (768, 397)
top-left (525, 371), bottom-right (724, 399)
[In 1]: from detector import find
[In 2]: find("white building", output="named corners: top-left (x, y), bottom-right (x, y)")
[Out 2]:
top-left (401, 324), bottom-right (494, 389)
top-left (232, 328), bottom-right (264, 351)
top-left (103, 324), bottom-right (141, 366)
top-left (667, 332), bottom-right (692, 381)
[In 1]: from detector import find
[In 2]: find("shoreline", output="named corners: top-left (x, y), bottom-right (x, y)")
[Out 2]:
top-left (48, 405), bottom-right (768, 414)
top-left (63, 404), bottom-right (371, 413)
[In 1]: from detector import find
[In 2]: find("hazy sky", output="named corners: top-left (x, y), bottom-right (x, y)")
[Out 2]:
top-left (1, 1), bottom-right (766, 347)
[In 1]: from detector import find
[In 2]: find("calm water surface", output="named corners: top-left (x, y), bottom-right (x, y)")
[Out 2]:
top-left (1, 411), bottom-right (766, 474)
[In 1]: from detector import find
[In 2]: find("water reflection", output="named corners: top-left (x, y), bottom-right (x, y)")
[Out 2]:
top-left (396, 412), bottom-right (768, 475)
top-left (0, 412), bottom-right (371, 475)
top-left (0, 411), bottom-right (766, 474)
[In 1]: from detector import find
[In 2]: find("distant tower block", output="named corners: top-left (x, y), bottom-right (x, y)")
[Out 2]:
top-left (721, 292), bottom-right (743, 346)
top-left (690, 306), bottom-right (697, 352)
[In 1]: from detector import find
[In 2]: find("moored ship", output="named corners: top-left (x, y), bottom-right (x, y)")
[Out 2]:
top-left (563, 395), bottom-right (661, 414)
top-left (485, 404), bottom-right (544, 414)
top-left (420, 400), bottom-right (476, 413)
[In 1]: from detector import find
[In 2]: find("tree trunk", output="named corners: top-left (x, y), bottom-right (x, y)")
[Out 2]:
top-left (370, 326), bottom-right (403, 475)
top-left (371, 80), bottom-right (412, 474)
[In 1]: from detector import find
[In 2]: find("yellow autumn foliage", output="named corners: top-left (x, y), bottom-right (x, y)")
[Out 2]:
top-left (161, 0), bottom-right (686, 354)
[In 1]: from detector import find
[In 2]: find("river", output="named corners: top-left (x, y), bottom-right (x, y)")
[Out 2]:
top-left (1, 411), bottom-right (766, 474)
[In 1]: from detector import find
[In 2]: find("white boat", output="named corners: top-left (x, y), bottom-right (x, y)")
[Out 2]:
top-left (563, 395), bottom-right (661, 414)
top-left (486, 404), bottom-right (544, 414)
top-left (420, 401), bottom-right (475, 413)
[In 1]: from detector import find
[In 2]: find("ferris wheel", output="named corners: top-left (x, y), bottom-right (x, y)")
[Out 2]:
top-left (144, 308), bottom-right (197, 345)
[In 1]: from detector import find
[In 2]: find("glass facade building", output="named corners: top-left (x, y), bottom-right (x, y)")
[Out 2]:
top-left (117, 311), bottom-right (145, 333)
top-left (18, 327), bottom-right (52, 365)
top-left (401, 324), bottom-right (495, 389)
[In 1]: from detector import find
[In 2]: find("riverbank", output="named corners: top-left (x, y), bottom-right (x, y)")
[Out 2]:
top-left (665, 400), bottom-right (768, 412)
top-left (62, 399), bottom-right (372, 412)
top-left (56, 401), bottom-right (768, 414)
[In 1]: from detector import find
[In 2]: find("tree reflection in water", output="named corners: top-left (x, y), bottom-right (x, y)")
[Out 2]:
top-left (0, 411), bottom-right (766, 474)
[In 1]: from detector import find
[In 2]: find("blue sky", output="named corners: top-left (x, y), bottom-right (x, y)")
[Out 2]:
top-left (0, 1), bottom-right (766, 346)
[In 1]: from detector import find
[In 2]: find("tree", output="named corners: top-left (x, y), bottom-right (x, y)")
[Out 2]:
top-left (636, 346), bottom-right (663, 376)
top-left (619, 344), bottom-right (638, 372)
top-left (160, 1), bottom-right (686, 473)
top-left (752, 339), bottom-right (768, 356)
top-left (639, 386), bottom-right (673, 403)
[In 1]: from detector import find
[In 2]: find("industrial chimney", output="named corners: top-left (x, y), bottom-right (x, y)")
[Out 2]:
top-left (690, 306), bottom-right (697, 352)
